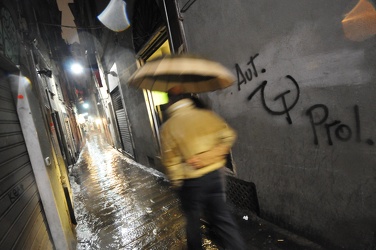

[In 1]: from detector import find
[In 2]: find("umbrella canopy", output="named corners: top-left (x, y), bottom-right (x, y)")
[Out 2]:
top-left (127, 54), bottom-right (236, 93)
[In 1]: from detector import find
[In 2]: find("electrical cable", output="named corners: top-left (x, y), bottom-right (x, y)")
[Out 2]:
top-left (38, 22), bottom-right (103, 30)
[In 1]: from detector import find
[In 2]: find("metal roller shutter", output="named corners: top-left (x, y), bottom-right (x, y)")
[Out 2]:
top-left (111, 87), bottom-right (135, 157)
top-left (0, 75), bottom-right (53, 249)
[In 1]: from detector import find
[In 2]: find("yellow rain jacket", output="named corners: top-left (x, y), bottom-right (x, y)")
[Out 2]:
top-left (160, 98), bottom-right (237, 188)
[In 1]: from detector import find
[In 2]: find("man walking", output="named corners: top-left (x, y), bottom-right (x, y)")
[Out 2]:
top-left (160, 86), bottom-right (245, 250)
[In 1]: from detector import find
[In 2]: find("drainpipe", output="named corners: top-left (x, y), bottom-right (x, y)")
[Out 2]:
top-left (10, 75), bottom-right (76, 249)
top-left (162, 0), bottom-right (189, 54)
top-left (162, 0), bottom-right (175, 53)
top-left (174, 0), bottom-right (189, 53)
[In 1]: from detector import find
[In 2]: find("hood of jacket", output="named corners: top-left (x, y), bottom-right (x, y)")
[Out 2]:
top-left (167, 98), bottom-right (195, 117)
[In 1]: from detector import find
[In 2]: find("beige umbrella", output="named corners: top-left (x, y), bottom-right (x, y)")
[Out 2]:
top-left (127, 54), bottom-right (236, 93)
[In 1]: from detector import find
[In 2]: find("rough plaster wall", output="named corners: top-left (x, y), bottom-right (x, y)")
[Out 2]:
top-left (113, 43), bottom-right (162, 170)
top-left (102, 30), bottom-right (164, 171)
top-left (179, 0), bottom-right (376, 248)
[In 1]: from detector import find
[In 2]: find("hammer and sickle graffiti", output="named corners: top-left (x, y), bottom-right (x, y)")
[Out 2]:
top-left (247, 75), bottom-right (300, 124)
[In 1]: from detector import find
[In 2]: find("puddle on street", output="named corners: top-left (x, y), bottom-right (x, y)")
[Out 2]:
top-left (69, 133), bottom-right (219, 249)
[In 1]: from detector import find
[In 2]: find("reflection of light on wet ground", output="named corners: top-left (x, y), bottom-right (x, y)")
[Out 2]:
top-left (71, 135), bottom-right (326, 249)
top-left (70, 132), bottom-right (219, 249)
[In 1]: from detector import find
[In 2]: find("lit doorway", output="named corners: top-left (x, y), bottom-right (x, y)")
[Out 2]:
top-left (142, 40), bottom-right (171, 153)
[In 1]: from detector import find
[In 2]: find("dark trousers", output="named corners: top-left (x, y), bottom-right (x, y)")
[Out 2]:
top-left (178, 169), bottom-right (245, 250)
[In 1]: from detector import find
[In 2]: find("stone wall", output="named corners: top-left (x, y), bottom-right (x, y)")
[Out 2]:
top-left (177, 0), bottom-right (376, 248)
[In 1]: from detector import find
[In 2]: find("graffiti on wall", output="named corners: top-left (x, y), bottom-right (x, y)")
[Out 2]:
top-left (236, 53), bottom-right (300, 125)
top-left (306, 104), bottom-right (374, 146)
top-left (235, 53), bottom-right (374, 146)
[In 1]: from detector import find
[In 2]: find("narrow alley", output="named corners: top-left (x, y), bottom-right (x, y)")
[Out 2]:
top-left (0, 1), bottom-right (375, 249)
top-left (70, 131), bottom-right (325, 250)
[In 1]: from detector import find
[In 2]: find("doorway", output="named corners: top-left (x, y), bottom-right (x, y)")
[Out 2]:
top-left (141, 40), bottom-right (171, 153)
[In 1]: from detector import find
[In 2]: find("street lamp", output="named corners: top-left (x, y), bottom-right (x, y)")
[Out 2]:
top-left (70, 63), bottom-right (83, 74)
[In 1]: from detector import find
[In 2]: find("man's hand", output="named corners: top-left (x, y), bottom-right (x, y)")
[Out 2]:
top-left (186, 145), bottom-right (230, 169)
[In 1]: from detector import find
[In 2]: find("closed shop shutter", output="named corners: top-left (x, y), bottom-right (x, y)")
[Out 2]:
top-left (111, 87), bottom-right (135, 157)
top-left (0, 75), bottom-right (53, 249)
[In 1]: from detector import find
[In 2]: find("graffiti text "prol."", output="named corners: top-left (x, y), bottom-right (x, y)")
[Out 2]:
top-left (306, 104), bottom-right (374, 146)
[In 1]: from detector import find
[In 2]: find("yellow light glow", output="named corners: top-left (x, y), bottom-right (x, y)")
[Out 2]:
top-left (342, 0), bottom-right (376, 41)
top-left (147, 40), bottom-right (170, 61)
top-left (151, 91), bottom-right (168, 106)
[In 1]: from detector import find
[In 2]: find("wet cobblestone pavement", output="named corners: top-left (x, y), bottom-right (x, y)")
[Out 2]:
top-left (70, 133), bottom-right (325, 250)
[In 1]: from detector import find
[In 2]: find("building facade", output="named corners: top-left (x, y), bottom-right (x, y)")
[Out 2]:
top-left (0, 0), bottom-right (82, 249)
top-left (72, 0), bottom-right (376, 249)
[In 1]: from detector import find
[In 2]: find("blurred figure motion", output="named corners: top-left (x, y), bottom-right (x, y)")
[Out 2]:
top-left (160, 86), bottom-right (245, 250)
top-left (127, 54), bottom-right (235, 93)
top-left (190, 95), bottom-right (209, 109)
top-left (127, 54), bottom-right (239, 248)
top-left (342, 0), bottom-right (376, 41)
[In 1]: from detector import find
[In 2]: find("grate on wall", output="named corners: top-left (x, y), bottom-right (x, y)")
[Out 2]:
top-left (226, 175), bottom-right (260, 215)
